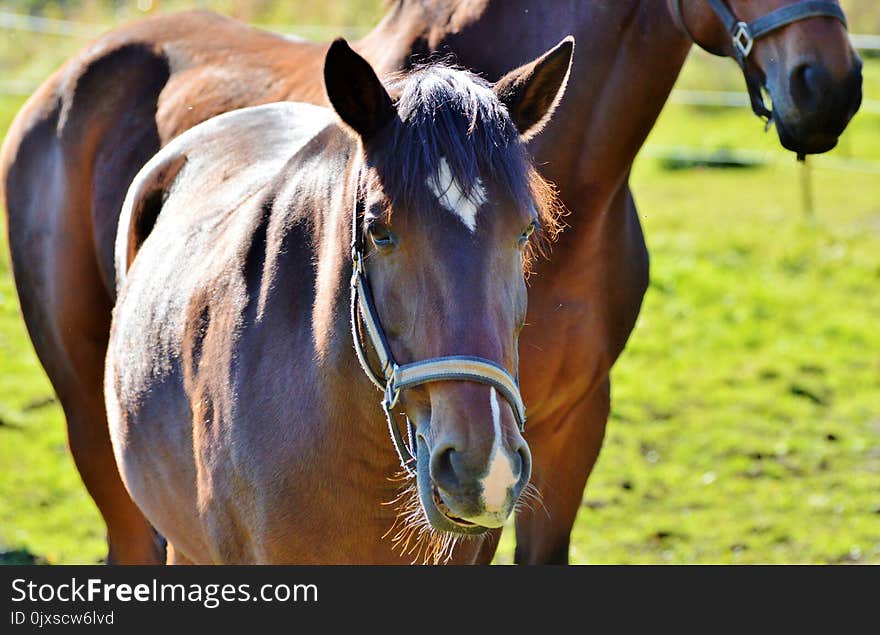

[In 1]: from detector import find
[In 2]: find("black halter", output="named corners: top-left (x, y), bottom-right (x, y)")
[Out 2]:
top-left (673, 0), bottom-right (849, 120)
top-left (348, 169), bottom-right (527, 476)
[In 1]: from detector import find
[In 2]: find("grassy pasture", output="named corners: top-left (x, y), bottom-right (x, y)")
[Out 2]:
top-left (0, 1), bottom-right (878, 564)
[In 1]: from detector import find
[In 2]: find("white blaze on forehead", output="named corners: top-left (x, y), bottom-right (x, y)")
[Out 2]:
top-left (426, 157), bottom-right (487, 232)
top-left (481, 387), bottom-right (517, 512)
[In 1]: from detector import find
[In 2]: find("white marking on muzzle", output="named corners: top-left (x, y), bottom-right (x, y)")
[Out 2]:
top-left (481, 387), bottom-right (517, 512)
top-left (427, 157), bottom-right (486, 232)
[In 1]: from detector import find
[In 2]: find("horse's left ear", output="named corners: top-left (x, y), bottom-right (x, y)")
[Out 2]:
top-left (324, 38), bottom-right (395, 139)
top-left (494, 36), bottom-right (575, 141)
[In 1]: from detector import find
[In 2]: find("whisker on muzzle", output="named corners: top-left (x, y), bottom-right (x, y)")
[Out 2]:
top-left (382, 469), bottom-right (464, 565)
top-left (514, 481), bottom-right (549, 520)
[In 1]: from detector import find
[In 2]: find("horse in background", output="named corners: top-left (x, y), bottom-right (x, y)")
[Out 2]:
top-left (0, 0), bottom-right (862, 563)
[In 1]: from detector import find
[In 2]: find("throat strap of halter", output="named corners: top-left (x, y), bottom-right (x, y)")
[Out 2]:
top-left (348, 170), bottom-right (527, 475)
top-left (675, 0), bottom-right (848, 120)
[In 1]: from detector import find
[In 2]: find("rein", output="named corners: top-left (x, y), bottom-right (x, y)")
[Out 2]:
top-left (673, 0), bottom-right (848, 120)
top-left (348, 169), bottom-right (526, 476)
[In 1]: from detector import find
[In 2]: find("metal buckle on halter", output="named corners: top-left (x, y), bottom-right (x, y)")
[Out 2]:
top-left (383, 381), bottom-right (401, 411)
top-left (732, 21), bottom-right (754, 58)
top-left (350, 249), bottom-right (363, 287)
top-left (382, 363), bottom-right (401, 410)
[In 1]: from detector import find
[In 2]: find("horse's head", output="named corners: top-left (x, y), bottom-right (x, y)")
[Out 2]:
top-left (671, 0), bottom-right (862, 154)
top-left (324, 39), bottom-right (573, 534)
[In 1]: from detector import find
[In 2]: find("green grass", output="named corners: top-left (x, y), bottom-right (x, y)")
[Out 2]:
top-left (553, 160), bottom-right (879, 564)
top-left (1, 4), bottom-right (879, 564)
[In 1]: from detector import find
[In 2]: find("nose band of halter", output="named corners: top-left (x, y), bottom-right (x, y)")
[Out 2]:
top-left (348, 175), bottom-right (526, 476)
top-left (391, 358), bottom-right (526, 428)
top-left (674, 0), bottom-right (849, 120)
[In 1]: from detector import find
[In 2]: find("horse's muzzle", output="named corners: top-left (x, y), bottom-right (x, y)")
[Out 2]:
top-left (773, 61), bottom-right (863, 155)
top-left (415, 434), bottom-right (531, 534)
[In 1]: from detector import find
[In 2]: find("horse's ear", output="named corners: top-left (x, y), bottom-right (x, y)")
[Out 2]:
top-left (324, 38), bottom-right (394, 139)
top-left (494, 36), bottom-right (575, 141)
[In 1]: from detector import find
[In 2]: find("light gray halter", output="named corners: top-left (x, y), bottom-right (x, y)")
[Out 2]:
top-left (349, 171), bottom-right (526, 476)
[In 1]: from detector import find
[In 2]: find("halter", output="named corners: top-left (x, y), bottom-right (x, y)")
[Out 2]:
top-left (673, 0), bottom-right (849, 120)
top-left (348, 170), bottom-right (527, 476)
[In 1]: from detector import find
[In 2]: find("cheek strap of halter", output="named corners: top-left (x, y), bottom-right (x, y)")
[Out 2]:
top-left (348, 169), bottom-right (527, 476)
top-left (675, 0), bottom-right (849, 121)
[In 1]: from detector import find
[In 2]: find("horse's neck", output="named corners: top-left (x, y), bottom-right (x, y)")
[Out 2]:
top-left (305, 162), bottom-right (411, 485)
top-left (364, 0), bottom-right (693, 215)
top-left (534, 1), bottom-right (693, 211)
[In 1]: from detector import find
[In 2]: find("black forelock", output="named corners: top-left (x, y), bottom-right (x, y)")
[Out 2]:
top-left (367, 63), bottom-right (535, 218)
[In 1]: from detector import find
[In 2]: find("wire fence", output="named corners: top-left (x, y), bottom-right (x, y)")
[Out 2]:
top-left (668, 89), bottom-right (880, 114)
top-left (0, 10), bottom-right (364, 38)
top-left (3, 9), bottom-right (880, 46)
top-left (0, 9), bottom-right (106, 37)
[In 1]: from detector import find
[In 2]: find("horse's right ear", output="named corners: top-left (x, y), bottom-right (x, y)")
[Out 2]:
top-left (494, 36), bottom-right (575, 142)
top-left (324, 38), bottom-right (394, 139)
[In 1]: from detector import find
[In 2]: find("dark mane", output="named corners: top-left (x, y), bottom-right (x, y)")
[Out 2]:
top-left (368, 63), bottom-right (564, 260)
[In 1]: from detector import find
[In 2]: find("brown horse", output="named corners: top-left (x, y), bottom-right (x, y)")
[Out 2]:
top-left (0, 1), bottom-right (862, 564)
top-left (105, 39), bottom-right (572, 564)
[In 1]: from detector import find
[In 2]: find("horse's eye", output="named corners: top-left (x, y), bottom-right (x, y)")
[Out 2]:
top-left (518, 220), bottom-right (538, 249)
top-left (367, 222), bottom-right (396, 249)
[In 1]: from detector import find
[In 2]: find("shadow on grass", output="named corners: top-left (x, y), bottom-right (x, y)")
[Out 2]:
top-left (659, 148), bottom-right (765, 171)
top-left (1, 548), bottom-right (47, 565)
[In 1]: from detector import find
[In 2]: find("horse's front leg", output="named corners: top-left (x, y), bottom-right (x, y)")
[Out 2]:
top-left (513, 378), bottom-right (610, 564)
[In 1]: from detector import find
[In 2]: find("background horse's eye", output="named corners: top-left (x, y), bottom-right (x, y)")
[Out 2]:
top-left (518, 220), bottom-right (538, 249)
top-left (368, 222), bottom-right (396, 249)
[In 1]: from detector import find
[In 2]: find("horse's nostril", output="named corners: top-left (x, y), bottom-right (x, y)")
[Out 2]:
top-left (430, 444), bottom-right (460, 492)
top-left (516, 444), bottom-right (532, 487)
top-left (789, 63), bottom-right (831, 112)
